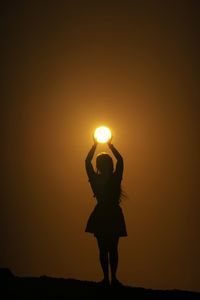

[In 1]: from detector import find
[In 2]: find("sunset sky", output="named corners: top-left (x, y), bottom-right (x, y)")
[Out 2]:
top-left (1, 0), bottom-right (200, 292)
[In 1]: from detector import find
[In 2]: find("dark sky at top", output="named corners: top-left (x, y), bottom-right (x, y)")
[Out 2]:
top-left (1, 0), bottom-right (200, 292)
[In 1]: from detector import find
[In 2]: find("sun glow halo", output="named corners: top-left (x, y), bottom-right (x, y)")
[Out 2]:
top-left (94, 126), bottom-right (112, 143)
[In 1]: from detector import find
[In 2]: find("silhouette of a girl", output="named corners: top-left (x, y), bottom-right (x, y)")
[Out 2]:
top-left (85, 136), bottom-right (127, 286)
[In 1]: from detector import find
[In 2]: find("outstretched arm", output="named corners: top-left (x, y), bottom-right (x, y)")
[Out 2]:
top-left (108, 142), bottom-right (124, 180)
top-left (85, 140), bottom-right (97, 181)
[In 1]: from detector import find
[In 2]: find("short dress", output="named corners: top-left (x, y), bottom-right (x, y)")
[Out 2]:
top-left (85, 159), bottom-right (127, 238)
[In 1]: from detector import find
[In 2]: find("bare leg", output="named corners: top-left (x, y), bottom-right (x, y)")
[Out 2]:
top-left (109, 236), bottom-right (122, 285)
top-left (96, 237), bottom-right (109, 283)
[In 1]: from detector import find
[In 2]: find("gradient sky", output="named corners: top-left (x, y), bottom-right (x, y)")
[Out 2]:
top-left (1, 0), bottom-right (200, 292)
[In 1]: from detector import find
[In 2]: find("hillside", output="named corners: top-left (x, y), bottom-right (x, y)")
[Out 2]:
top-left (1, 268), bottom-right (199, 299)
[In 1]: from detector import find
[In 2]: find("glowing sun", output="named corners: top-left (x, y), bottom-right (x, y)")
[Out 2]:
top-left (94, 126), bottom-right (112, 143)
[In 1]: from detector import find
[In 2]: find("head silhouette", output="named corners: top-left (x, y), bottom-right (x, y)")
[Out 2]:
top-left (96, 152), bottom-right (114, 175)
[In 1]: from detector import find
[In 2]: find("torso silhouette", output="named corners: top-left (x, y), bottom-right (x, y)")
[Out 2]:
top-left (89, 171), bottom-right (121, 207)
top-left (85, 155), bottom-right (127, 237)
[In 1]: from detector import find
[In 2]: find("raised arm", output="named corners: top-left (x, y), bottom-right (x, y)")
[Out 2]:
top-left (108, 142), bottom-right (124, 180)
top-left (85, 141), bottom-right (97, 181)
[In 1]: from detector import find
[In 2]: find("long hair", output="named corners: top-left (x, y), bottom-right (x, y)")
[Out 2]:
top-left (96, 153), bottom-right (114, 174)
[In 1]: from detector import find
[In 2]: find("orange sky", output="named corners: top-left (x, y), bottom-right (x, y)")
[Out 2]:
top-left (1, 1), bottom-right (200, 292)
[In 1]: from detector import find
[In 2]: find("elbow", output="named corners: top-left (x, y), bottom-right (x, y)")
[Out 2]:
top-left (118, 155), bottom-right (123, 163)
top-left (85, 157), bottom-right (91, 166)
top-left (118, 156), bottom-right (124, 168)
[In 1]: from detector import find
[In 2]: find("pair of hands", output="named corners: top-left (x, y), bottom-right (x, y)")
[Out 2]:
top-left (93, 135), bottom-right (113, 146)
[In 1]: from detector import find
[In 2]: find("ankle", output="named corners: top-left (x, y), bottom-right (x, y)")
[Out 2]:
top-left (103, 276), bottom-right (109, 282)
top-left (111, 276), bottom-right (117, 282)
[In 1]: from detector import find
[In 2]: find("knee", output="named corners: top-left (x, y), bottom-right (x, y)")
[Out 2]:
top-left (109, 247), bottom-right (118, 257)
top-left (99, 246), bottom-right (108, 256)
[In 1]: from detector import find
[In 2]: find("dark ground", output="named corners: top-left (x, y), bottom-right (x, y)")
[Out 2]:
top-left (1, 268), bottom-right (200, 299)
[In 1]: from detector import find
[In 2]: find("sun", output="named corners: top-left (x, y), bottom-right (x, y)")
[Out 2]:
top-left (94, 126), bottom-right (112, 143)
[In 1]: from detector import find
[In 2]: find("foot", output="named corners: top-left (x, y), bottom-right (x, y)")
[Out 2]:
top-left (97, 278), bottom-right (110, 287)
top-left (111, 278), bottom-right (123, 287)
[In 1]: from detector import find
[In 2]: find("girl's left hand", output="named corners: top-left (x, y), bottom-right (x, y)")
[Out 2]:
top-left (107, 135), bottom-right (113, 146)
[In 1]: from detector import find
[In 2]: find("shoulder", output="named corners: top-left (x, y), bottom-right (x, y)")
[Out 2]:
top-left (113, 170), bottom-right (123, 182)
top-left (88, 171), bottom-right (98, 182)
